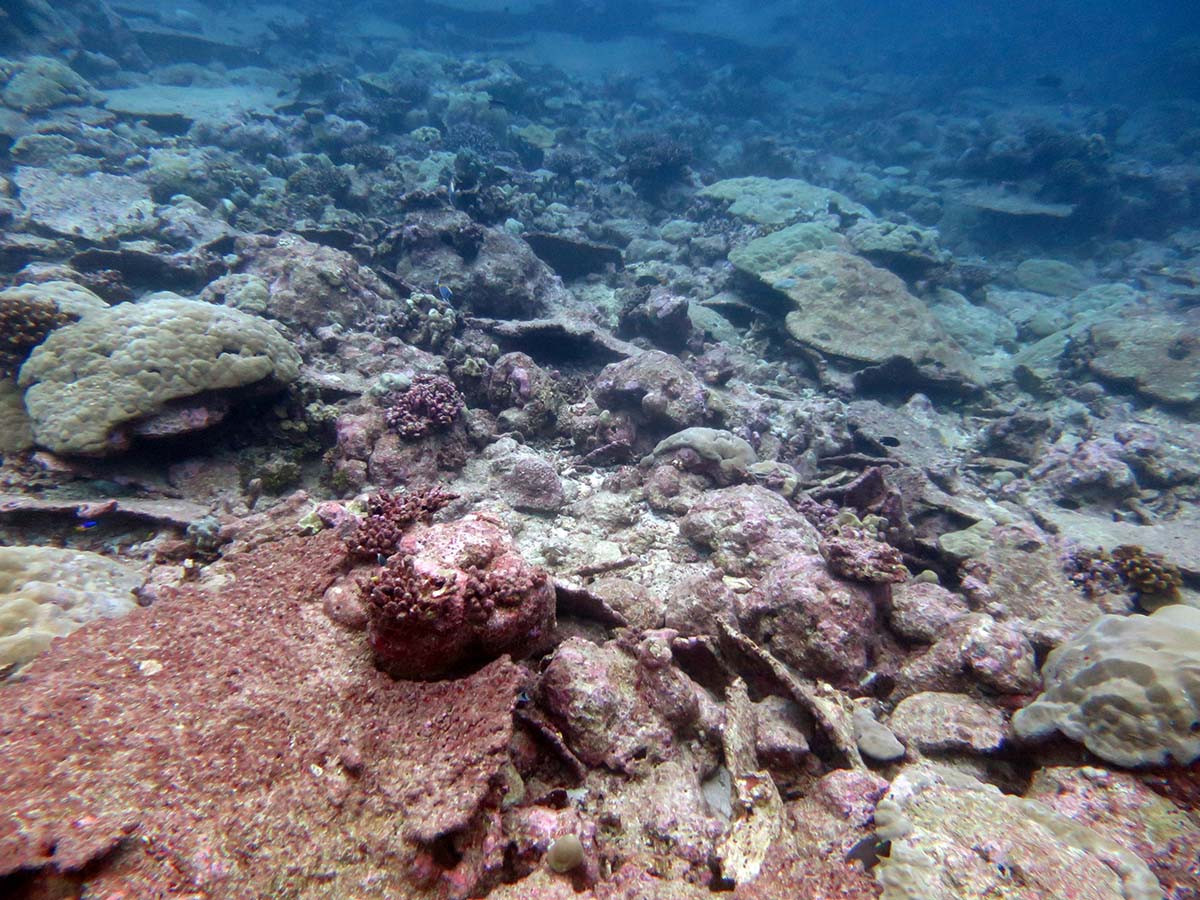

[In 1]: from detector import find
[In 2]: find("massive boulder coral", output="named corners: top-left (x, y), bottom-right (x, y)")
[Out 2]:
top-left (366, 513), bottom-right (555, 680)
top-left (647, 427), bottom-right (757, 485)
top-left (218, 232), bottom-right (398, 332)
top-left (1012, 604), bottom-right (1200, 768)
top-left (0, 546), bottom-right (143, 676)
top-left (18, 294), bottom-right (300, 455)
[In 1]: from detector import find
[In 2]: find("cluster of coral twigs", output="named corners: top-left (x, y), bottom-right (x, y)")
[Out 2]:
top-left (1066, 544), bottom-right (1183, 604)
top-left (384, 374), bottom-right (464, 438)
top-left (346, 485), bottom-right (458, 561)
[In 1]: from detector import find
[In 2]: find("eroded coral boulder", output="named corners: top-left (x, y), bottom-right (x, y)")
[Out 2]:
top-left (538, 633), bottom-right (700, 772)
top-left (592, 350), bottom-right (711, 436)
top-left (225, 232), bottom-right (398, 332)
top-left (679, 485), bottom-right (820, 577)
top-left (737, 552), bottom-right (877, 689)
top-left (367, 513), bottom-right (555, 680)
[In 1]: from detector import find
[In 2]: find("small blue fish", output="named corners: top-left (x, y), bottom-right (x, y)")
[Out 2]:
top-left (76, 520), bottom-right (99, 532)
top-left (438, 283), bottom-right (453, 303)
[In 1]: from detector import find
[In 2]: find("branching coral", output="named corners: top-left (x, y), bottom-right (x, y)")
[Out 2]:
top-left (384, 374), bottom-right (464, 439)
top-left (1111, 544), bottom-right (1183, 608)
top-left (0, 293), bottom-right (74, 378)
top-left (1064, 544), bottom-right (1182, 609)
top-left (366, 553), bottom-right (449, 625)
top-left (346, 486), bottom-right (458, 560)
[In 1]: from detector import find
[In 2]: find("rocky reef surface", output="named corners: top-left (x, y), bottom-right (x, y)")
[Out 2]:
top-left (1, 2), bottom-right (1198, 898)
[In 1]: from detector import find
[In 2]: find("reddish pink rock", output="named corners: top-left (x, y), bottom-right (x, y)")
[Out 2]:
top-left (894, 612), bottom-right (1040, 698)
top-left (537, 635), bottom-right (700, 772)
top-left (367, 513), bottom-right (556, 680)
top-left (592, 349), bottom-right (710, 433)
top-left (680, 485), bottom-right (821, 577)
top-left (0, 528), bottom-right (525, 898)
top-left (1028, 766), bottom-right (1200, 898)
top-left (737, 552), bottom-right (878, 689)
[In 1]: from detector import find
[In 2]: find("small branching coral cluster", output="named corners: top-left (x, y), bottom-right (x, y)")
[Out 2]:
top-left (1111, 544), bottom-right (1183, 602)
top-left (1066, 544), bottom-right (1183, 607)
top-left (462, 563), bottom-right (548, 625)
top-left (0, 295), bottom-right (75, 378)
top-left (384, 374), bottom-right (464, 438)
top-left (346, 486), bottom-right (458, 560)
top-left (367, 554), bottom-right (449, 624)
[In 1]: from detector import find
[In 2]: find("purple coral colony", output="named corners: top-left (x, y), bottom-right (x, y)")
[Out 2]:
top-left (2, 0), bottom-right (1200, 897)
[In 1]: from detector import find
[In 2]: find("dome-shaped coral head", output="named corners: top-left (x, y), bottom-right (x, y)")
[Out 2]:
top-left (365, 513), bottom-right (555, 680)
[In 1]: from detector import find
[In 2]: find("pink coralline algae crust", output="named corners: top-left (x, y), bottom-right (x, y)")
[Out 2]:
top-left (367, 514), bottom-right (556, 680)
top-left (818, 535), bottom-right (910, 584)
top-left (0, 529), bottom-right (524, 899)
top-left (1028, 767), bottom-right (1200, 899)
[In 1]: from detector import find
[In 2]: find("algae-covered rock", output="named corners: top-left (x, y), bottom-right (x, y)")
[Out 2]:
top-left (0, 546), bottom-right (143, 676)
top-left (959, 523), bottom-right (1122, 650)
top-left (1015, 258), bottom-right (1089, 296)
top-left (19, 295), bottom-right (300, 455)
top-left (1086, 312), bottom-right (1200, 406)
top-left (1, 56), bottom-right (99, 112)
top-left (700, 176), bottom-right (870, 226)
top-left (873, 765), bottom-right (1164, 900)
top-left (758, 250), bottom-right (981, 389)
top-left (13, 167), bottom-right (156, 243)
top-left (680, 485), bottom-right (820, 577)
top-left (228, 232), bottom-right (398, 332)
top-left (1012, 604), bottom-right (1200, 768)
top-left (887, 692), bottom-right (1005, 754)
top-left (592, 350), bottom-right (710, 433)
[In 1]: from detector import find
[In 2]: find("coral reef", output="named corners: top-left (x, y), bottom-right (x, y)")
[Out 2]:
top-left (2, 6), bottom-right (1199, 898)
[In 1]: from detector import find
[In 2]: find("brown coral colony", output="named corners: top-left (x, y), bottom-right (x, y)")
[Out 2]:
top-left (0, 294), bottom-right (74, 377)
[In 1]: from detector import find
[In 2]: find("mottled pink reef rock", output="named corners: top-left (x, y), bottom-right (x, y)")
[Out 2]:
top-left (0, 528), bottom-right (525, 898)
